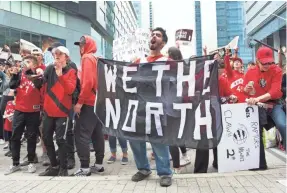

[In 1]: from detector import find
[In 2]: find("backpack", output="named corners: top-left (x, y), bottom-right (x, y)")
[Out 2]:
top-left (67, 60), bottom-right (81, 105)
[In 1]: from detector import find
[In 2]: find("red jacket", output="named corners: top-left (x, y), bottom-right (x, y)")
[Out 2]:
top-left (12, 71), bottom-right (41, 112)
top-left (219, 75), bottom-right (232, 97)
top-left (78, 36), bottom-right (98, 106)
top-left (224, 55), bottom-right (246, 102)
top-left (4, 101), bottom-right (15, 131)
top-left (43, 64), bottom-right (77, 117)
top-left (243, 65), bottom-right (283, 100)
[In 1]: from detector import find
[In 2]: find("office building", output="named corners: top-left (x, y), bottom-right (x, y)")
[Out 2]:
top-left (245, 1), bottom-right (286, 63)
top-left (132, 1), bottom-right (142, 28)
top-left (194, 1), bottom-right (252, 64)
top-left (140, 1), bottom-right (154, 30)
top-left (0, 1), bottom-right (138, 63)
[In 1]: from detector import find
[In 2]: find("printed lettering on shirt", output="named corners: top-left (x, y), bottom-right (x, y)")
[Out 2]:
top-left (19, 76), bottom-right (35, 94)
top-left (230, 78), bottom-right (243, 89)
top-left (33, 105), bottom-right (40, 110)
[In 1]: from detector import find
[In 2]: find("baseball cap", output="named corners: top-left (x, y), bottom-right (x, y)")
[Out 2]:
top-left (256, 46), bottom-right (274, 64)
top-left (74, 36), bottom-right (86, 46)
top-left (31, 47), bottom-right (43, 55)
top-left (48, 42), bottom-right (64, 51)
top-left (52, 46), bottom-right (70, 57)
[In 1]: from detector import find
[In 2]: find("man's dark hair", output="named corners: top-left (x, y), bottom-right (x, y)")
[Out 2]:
top-left (23, 55), bottom-right (38, 65)
top-left (152, 27), bottom-right (168, 44)
top-left (168, 47), bottom-right (183, 60)
top-left (248, 61), bottom-right (255, 66)
top-left (217, 59), bottom-right (225, 69)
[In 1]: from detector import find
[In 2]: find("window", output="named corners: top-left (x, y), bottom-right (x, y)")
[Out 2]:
top-left (0, 1), bottom-right (11, 11)
top-left (58, 11), bottom-right (65, 27)
top-left (21, 1), bottom-right (31, 17)
top-left (49, 7), bottom-right (58, 25)
top-left (11, 1), bottom-right (21, 14)
top-left (9, 29), bottom-right (20, 46)
top-left (31, 34), bottom-right (40, 48)
top-left (21, 32), bottom-right (31, 42)
top-left (40, 4), bottom-right (49, 23)
top-left (31, 2), bottom-right (40, 20)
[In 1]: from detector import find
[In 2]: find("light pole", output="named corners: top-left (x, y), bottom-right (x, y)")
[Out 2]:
top-left (260, 13), bottom-right (286, 21)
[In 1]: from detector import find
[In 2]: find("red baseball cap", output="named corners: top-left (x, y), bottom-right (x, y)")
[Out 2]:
top-left (256, 46), bottom-right (274, 64)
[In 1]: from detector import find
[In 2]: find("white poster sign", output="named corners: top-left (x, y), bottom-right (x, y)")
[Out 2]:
top-left (218, 103), bottom-right (260, 173)
top-left (113, 28), bottom-right (150, 62)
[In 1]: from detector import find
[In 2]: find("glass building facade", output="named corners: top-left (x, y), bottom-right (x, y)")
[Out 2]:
top-left (195, 1), bottom-right (202, 56)
top-left (216, 1), bottom-right (252, 64)
top-left (194, 1), bottom-right (252, 64)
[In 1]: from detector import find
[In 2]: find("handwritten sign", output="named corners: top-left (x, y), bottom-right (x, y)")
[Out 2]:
top-left (218, 103), bottom-right (260, 173)
top-left (113, 28), bottom-right (150, 62)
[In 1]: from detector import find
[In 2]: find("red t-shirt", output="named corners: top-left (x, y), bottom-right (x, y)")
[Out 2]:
top-left (4, 101), bottom-right (15, 132)
top-left (243, 65), bottom-right (283, 100)
top-left (224, 56), bottom-right (246, 103)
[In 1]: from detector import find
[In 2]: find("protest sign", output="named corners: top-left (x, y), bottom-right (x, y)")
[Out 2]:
top-left (95, 57), bottom-right (223, 149)
top-left (218, 103), bottom-right (260, 173)
top-left (113, 29), bottom-right (150, 62)
top-left (209, 36), bottom-right (239, 57)
top-left (175, 29), bottom-right (193, 46)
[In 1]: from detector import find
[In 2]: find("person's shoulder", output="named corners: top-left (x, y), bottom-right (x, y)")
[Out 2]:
top-left (270, 64), bottom-right (282, 74)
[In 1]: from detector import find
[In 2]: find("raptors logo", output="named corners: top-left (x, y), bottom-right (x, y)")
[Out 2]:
top-left (233, 124), bottom-right (248, 145)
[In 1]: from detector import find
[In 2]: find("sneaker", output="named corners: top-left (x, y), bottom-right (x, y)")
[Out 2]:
top-left (0, 139), bottom-right (5, 145)
top-left (90, 143), bottom-right (94, 152)
top-left (39, 166), bottom-right (59, 176)
top-left (131, 171), bottom-right (152, 182)
top-left (180, 156), bottom-right (191, 167)
top-left (173, 168), bottom-right (183, 174)
top-left (90, 164), bottom-right (104, 174)
top-left (4, 150), bottom-right (12, 157)
top-left (150, 163), bottom-right (156, 170)
top-left (121, 157), bottom-right (128, 165)
top-left (4, 165), bottom-right (21, 175)
top-left (36, 138), bottom-right (41, 147)
top-left (72, 168), bottom-right (91, 176)
top-left (27, 163), bottom-right (36, 173)
top-left (20, 154), bottom-right (39, 166)
top-left (160, 176), bottom-right (172, 187)
top-left (67, 157), bottom-right (75, 170)
top-left (107, 156), bottom-right (116, 164)
top-left (41, 153), bottom-right (50, 167)
top-left (58, 168), bottom-right (68, 176)
top-left (3, 143), bottom-right (8, 151)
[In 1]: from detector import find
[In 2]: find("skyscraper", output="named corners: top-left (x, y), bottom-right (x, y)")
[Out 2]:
top-left (132, 1), bottom-right (142, 27)
top-left (194, 1), bottom-right (252, 64)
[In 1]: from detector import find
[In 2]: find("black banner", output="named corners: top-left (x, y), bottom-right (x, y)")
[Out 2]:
top-left (95, 57), bottom-right (223, 149)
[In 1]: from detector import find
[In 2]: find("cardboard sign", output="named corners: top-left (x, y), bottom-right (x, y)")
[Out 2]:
top-left (175, 29), bottom-right (193, 42)
top-left (218, 103), bottom-right (260, 173)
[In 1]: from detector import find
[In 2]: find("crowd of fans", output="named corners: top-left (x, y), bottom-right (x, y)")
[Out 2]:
top-left (0, 27), bottom-right (285, 187)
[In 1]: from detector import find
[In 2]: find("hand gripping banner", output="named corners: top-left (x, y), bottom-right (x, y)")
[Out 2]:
top-left (95, 57), bottom-right (223, 149)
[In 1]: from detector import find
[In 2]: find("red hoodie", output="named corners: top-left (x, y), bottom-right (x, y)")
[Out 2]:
top-left (77, 36), bottom-right (98, 106)
top-left (243, 65), bottom-right (282, 100)
top-left (224, 55), bottom-right (246, 102)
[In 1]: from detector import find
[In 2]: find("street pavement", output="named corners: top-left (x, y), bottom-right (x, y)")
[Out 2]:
top-left (0, 141), bottom-right (285, 193)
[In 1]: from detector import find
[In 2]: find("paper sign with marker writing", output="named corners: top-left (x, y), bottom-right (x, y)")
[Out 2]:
top-left (218, 103), bottom-right (260, 173)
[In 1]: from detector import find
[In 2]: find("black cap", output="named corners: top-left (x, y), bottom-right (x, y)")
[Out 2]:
top-left (74, 36), bottom-right (86, 46)
top-left (48, 42), bottom-right (64, 51)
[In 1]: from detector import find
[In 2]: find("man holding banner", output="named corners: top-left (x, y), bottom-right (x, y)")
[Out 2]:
top-left (129, 27), bottom-right (173, 187)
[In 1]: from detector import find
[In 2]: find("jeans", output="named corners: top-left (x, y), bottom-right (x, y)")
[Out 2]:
top-left (129, 140), bottom-right (172, 176)
top-left (270, 104), bottom-right (286, 148)
top-left (108, 136), bottom-right (128, 153)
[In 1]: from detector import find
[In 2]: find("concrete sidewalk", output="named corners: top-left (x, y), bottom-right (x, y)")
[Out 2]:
top-left (0, 141), bottom-right (285, 193)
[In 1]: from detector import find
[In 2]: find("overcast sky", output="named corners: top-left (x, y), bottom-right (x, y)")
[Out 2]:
top-left (152, 0), bottom-right (218, 58)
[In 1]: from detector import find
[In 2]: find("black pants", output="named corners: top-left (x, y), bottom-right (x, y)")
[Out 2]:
top-left (75, 105), bottom-right (104, 168)
top-left (169, 146), bottom-right (187, 168)
top-left (66, 112), bottom-right (75, 160)
top-left (11, 110), bottom-right (40, 166)
top-left (42, 114), bottom-right (69, 169)
top-left (194, 126), bottom-right (267, 173)
top-left (0, 96), bottom-right (14, 139)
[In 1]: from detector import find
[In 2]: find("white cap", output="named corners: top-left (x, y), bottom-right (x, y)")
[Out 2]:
top-left (20, 39), bottom-right (37, 52)
top-left (52, 46), bottom-right (70, 57)
top-left (31, 47), bottom-right (43, 55)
